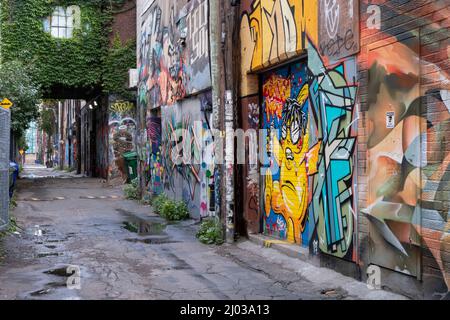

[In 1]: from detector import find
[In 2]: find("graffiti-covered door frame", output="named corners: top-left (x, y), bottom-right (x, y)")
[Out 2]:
top-left (366, 32), bottom-right (422, 280)
top-left (258, 56), bottom-right (311, 245)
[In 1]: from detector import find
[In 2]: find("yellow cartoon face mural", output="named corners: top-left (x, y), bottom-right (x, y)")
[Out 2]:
top-left (264, 72), bottom-right (313, 244)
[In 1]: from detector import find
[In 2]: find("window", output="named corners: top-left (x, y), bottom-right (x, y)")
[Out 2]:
top-left (43, 6), bottom-right (81, 39)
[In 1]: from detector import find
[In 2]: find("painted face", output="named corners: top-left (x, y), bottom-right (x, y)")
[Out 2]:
top-left (281, 98), bottom-right (307, 167)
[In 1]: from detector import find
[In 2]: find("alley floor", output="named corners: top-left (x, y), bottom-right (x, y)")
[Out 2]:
top-left (0, 165), bottom-right (408, 300)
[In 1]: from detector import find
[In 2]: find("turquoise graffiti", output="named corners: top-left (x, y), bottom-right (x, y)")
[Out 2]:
top-left (307, 43), bottom-right (358, 260)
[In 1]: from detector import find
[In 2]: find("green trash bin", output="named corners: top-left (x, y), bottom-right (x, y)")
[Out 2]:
top-left (123, 151), bottom-right (138, 183)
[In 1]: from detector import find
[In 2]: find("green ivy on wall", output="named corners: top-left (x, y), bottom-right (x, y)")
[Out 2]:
top-left (103, 34), bottom-right (136, 100)
top-left (0, 0), bottom-right (134, 97)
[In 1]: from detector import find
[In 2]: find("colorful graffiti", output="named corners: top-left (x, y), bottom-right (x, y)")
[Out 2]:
top-left (318, 0), bottom-right (360, 61)
top-left (307, 43), bottom-right (358, 260)
top-left (146, 117), bottom-right (163, 194)
top-left (243, 97), bottom-right (260, 233)
top-left (236, 0), bottom-right (449, 298)
top-left (360, 1), bottom-right (450, 296)
top-left (159, 94), bottom-right (214, 218)
top-left (262, 62), bottom-right (314, 244)
top-left (240, 0), bottom-right (317, 74)
top-left (138, 0), bottom-right (211, 110)
top-left (161, 112), bottom-right (202, 198)
top-left (260, 42), bottom-right (358, 256)
top-left (240, 0), bottom-right (358, 253)
top-left (365, 37), bottom-right (422, 276)
top-left (108, 100), bottom-right (137, 181)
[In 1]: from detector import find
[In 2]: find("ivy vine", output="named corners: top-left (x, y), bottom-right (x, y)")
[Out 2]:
top-left (0, 0), bottom-right (135, 97)
top-left (102, 34), bottom-right (136, 100)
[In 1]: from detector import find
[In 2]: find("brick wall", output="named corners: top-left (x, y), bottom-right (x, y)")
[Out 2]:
top-left (110, 0), bottom-right (136, 45)
top-left (358, 0), bottom-right (449, 298)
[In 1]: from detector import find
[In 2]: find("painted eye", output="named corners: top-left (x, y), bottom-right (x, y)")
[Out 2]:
top-left (281, 124), bottom-right (287, 140)
top-left (290, 119), bottom-right (300, 145)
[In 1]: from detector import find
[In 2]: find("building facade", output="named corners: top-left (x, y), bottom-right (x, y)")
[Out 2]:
top-left (137, 0), bottom-right (449, 299)
top-left (237, 0), bottom-right (449, 299)
top-left (137, 0), bottom-right (215, 218)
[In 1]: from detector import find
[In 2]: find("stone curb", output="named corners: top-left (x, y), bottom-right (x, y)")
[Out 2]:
top-left (247, 233), bottom-right (314, 263)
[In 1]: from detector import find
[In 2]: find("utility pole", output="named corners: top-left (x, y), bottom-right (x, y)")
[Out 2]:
top-left (209, 0), bottom-right (225, 224)
top-left (224, 0), bottom-right (240, 243)
top-left (76, 101), bottom-right (81, 174)
top-left (210, 0), bottom-right (240, 243)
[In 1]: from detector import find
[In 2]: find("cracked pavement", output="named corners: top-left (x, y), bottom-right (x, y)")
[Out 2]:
top-left (0, 166), bottom-right (408, 300)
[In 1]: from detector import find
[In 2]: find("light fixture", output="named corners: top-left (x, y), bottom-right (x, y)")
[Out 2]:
top-left (88, 104), bottom-right (93, 110)
top-left (94, 101), bottom-right (98, 107)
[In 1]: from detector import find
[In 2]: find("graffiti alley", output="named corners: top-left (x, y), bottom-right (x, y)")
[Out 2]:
top-left (0, 0), bottom-right (449, 303)
top-left (0, 165), bottom-right (405, 300)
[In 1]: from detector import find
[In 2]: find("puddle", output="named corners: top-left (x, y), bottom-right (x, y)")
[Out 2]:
top-left (320, 288), bottom-right (347, 299)
top-left (125, 236), bottom-right (179, 245)
top-left (30, 282), bottom-right (66, 296)
top-left (37, 252), bottom-right (64, 258)
top-left (46, 239), bottom-right (66, 243)
top-left (122, 218), bottom-right (166, 236)
top-left (30, 288), bottom-right (53, 296)
top-left (44, 266), bottom-right (72, 277)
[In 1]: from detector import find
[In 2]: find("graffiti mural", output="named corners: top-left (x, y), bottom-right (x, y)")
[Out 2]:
top-left (138, 0), bottom-right (211, 110)
top-left (108, 100), bottom-right (137, 182)
top-left (365, 37), bottom-right (422, 276)
top-left (240, 0), bottom-right (318, 75)
top-left (360, 1), bottom-right (450, 296)
top-left (318, 0), bottom-right (360, 61)
top-left (160, 94), bottom-right (213, 218)
top-left (146, 116), bottom-right (163, 194)
top-left (260, 42), bottom-right (358, 256)
top-left (262, 62), bottom-right (314, 244)
top-left (241, 96), bottom-right (260, 233)
top-left (307, 43), bottom-right (358, 260)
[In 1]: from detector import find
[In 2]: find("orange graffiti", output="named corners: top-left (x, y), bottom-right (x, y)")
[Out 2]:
top-left (263, 75), bottom-right (291, 119)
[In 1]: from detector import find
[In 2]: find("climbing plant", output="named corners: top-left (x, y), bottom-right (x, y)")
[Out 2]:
top-left (102, 34), bottom-right (136, 99)
top-left (39, 107), bottom-right (56, 136)
top-left (0, 0), bottom-right (132, 97)
top-left (0, 60), bottom-right (40, 138)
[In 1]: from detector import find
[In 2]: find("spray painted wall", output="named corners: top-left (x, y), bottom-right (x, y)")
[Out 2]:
top-left (138, 0), bottom-right (211, 109)
top-left (241, 95), bottom-right (260, 234)
top-left (239, 0), bottom-right (319, 238)
top-left (239, 0), bottom-right (358, 261)
top-left (359, 1), bottom-right (450, 297)
top-left (262, 62), bottom-right (311, 244)
top-left (137, 0), bottom-right (213, 218)
top-left (108, 99), bottom-right (137, 182)
top-left (145, 116), bottom-right (163, 194)
top-left (307, 43), bottom-right (358, 260)
top-left (160, 93), bottom-right (214, 218)
top-left (238, 0), bottom-right (450, 297)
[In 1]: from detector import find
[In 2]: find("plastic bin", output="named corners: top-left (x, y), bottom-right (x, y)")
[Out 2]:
top-left (123, 151), bottom-right (138, 183)
top-left (9, 162), bottom-right (19, 198)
